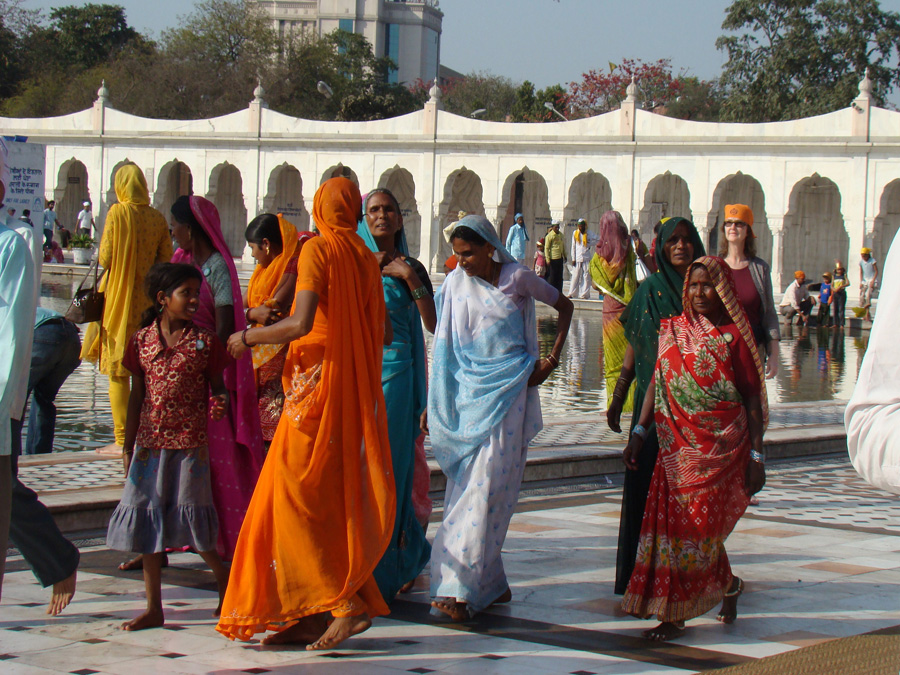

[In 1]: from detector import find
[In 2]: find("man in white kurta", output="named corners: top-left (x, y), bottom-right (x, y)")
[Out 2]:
top-left (846, 231), bottom-right (900, 495)
top-left (0, 146), bottom-right (37, 598)
top-left (567, 218), bottom-right (598, 299)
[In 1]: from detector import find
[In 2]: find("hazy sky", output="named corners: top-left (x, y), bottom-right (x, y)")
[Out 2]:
top-left (22, 0), bottom-right (900, 89)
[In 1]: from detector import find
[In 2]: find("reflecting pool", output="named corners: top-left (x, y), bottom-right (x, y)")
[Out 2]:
top-left (38, 279), bottom-right (863, 452)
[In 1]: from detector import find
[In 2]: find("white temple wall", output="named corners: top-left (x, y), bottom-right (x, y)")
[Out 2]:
top-left (4, 77), bottom-right (900, 297)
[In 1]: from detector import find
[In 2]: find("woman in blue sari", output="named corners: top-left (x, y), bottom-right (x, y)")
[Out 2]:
top-left (359, 188), bottom-right (434, 602)
top-left (425, 215), bottom-right (573, 621)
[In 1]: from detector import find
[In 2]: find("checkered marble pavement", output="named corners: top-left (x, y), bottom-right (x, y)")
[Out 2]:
top-left (3, 455), bottom-right (897, 675)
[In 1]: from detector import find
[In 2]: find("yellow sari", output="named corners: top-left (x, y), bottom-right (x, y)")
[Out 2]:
top-left (81, 165), bottom-right (172, 375)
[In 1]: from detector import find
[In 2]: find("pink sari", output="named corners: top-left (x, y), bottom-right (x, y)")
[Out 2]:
top-left (172, 197), bottom-right (264, 560)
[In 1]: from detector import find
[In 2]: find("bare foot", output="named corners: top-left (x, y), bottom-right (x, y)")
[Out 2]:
top-left (398, 579), bottom-right (415, 594)
top-left (717, 577), bottom-right (743, 624)
top-left (48, 570), bottom-right (77, 616)
top-left (96, 443), bottom-right (123, 456)
top-left (262, 614), bottom-right (328, 646)
top-left (490, 587), bottom-right (512, 605)
top-left (121, 607), bottom-right (164, 631)
top-left (306, 614), bottom-right (372, 651)
top-left (119, 553), bottom-right (167, 572)
top-left (431, 598), bottom-right (469, 622)
top-left (643, 621), bottom-right (685, 641)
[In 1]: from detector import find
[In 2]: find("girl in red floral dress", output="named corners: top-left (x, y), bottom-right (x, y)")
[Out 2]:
top-left (621, 256), bottom-right (767, 642)
top-left (106, 263), bottom-right (231, 631)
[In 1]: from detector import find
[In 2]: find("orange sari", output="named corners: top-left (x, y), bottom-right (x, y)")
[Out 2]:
top-left (216, 178), bottom-right (395, 641)
top-left (247, 215), bottom-right (300, 440)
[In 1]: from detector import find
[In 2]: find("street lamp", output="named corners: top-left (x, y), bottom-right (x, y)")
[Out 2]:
top-left (470, 108), bottom-right (487, 118)
top-left (317, 81), bottom-right (333, 99)
top-left (543, 101), bottom-right (568, 121)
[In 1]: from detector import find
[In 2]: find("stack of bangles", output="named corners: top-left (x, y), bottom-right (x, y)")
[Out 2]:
top-left (611, 375), bottom-right (630, 404)
top-left (544, 354), bottom-right (559, 369)
top-left (242, 328), bottom-right (251, 347)
top-left (750, 450), bottom-right (765, 464)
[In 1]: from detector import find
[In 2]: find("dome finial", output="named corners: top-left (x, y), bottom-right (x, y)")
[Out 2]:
top-left (625, 76), bottom-right (637, 103)
top-left (858, 67), bottom-right (873, 99)
top-left (253, 80), bottom-right (267, 106)
top-left (97, 79), bottom-right (109, 103)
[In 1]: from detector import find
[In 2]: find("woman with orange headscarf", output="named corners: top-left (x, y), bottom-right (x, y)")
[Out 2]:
top-left (242, 213), bottom-right (301, 442)
top-left (82, 164), bottom-right (172, 452)
top-left (218, 177), bottom-right (395, 650)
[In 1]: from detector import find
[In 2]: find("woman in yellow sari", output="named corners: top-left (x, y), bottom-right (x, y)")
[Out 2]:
top-left (243, 213), bottom-right (300, 442)
top-left (217, 177), bottom-right (395, 650)
top-left (590, 210), bottom-right (637, 412)
top-left (82, 164), bottom-right (172, 452)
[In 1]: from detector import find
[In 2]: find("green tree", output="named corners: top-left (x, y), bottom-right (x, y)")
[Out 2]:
top-left (717, 0), bottom-right (900, 122)
top-left (416, 72), bottom-right (520, 121)
top-left (664, 76), bottom-right (724, 121)
top-left (48, 4), bottom-right (140, 70)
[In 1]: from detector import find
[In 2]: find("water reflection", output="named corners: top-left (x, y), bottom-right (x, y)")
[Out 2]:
top-left (41, 279), bottom-right (864, 452)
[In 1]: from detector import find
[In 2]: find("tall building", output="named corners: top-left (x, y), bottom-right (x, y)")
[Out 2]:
top-left (253, 0), bottom-right (443, 85)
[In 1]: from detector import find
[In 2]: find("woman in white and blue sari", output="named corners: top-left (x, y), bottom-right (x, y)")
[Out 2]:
top-left (425, 215), bottom-right (573, 620)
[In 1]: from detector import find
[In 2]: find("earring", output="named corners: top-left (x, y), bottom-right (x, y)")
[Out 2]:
top-left (265, 246), bottom-right (270, 255)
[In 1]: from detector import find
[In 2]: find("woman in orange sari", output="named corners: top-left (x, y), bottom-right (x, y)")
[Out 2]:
top-left (243, 213), bottom-right (300, 443)
top-left (218, 177), bottom-right (395, 650)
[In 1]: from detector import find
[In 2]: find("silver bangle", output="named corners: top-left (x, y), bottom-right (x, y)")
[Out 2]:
top-left (632, 424), bottom-right (648, 440)
top-left (750, 449), bottom-right (765, 464)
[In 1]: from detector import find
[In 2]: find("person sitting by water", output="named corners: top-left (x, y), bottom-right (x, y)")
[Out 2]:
top-left (425, 215), bottom-right (573, 621)
top-left (622, 256), bottom-right (767, 641)
top-left (779, 271), bottom-right (815, 327)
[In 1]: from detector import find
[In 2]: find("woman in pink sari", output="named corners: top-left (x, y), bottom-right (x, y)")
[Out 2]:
top-left (169, 196), bottom-right (264, 559)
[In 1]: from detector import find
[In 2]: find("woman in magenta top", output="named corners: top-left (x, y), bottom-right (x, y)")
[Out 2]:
top-left (720, 204), bottom-right (780, 378)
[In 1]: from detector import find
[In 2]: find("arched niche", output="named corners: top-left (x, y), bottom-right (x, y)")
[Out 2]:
top-left (707, 172), bottom-right (771, 261)
top-left (264, 163), bottom-right (309, 230)
top-left (153, 160), bottom-right (194, 222)
top-left (105, 159), bottom-right (138, 207)
top-left (54, 158), bottom-right (91, 233)
top-left (206, 162), bottom-right (248, 256)
top-left (874, 179), bottom-right (900, 260)
top-left (782, 174), bottom-right (847, 291)
top-left (639, 171), bottom-right (691, 237)
top-left (563, 170), bottom-right (612, 231)
top-left (437, 168), bottom-right (485, 262)
top-left (497, 167), bottom-right (551, 262)
top-left (320, 163), bottom-right (359, 186)
top-left (377, 166), bottom-right (421, 258)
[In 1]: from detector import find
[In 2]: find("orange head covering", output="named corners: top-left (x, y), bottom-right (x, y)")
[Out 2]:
top-left (216, 176), bottom-right (394, 640)
top-left (444, 254), bottom-right (458, 270)
top-left (725, 204), bottom-right (755, 238)
top-left (794, 270), bottom-right (805, 280)
top-left (247, 214), bottom-right (301, 369)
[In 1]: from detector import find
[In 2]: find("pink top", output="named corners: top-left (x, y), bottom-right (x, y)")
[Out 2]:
top-left (731, 265), bottom-right (761, 333)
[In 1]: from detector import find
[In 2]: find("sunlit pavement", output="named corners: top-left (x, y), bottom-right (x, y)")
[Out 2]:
top-left (3, 455), bottom-right (899, 674)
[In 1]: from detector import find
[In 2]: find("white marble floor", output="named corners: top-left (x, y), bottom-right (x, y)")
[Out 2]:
top-left (2, 456), bottom-right (898, 674)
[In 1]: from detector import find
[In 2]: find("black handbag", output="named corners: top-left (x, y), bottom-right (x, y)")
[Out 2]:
top-left (65, 258), bottom-right (105, 324)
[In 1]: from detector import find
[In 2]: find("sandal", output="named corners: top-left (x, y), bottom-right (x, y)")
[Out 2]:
top-left (717, 576), bottom-right (743, 624)
top-left (643, 621), bottom-right (686, 641)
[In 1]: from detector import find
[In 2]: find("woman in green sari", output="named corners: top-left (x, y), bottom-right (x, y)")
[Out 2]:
top-left (359, 188), bottom-right (434, 601)
top-left (590, 211), bottom-right (638, 413)
top-left (607, 217), bottom-right (705, 595)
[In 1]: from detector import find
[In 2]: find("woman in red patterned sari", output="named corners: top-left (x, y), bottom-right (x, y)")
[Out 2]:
top-left (621, 256), bottom-right (767, 642)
